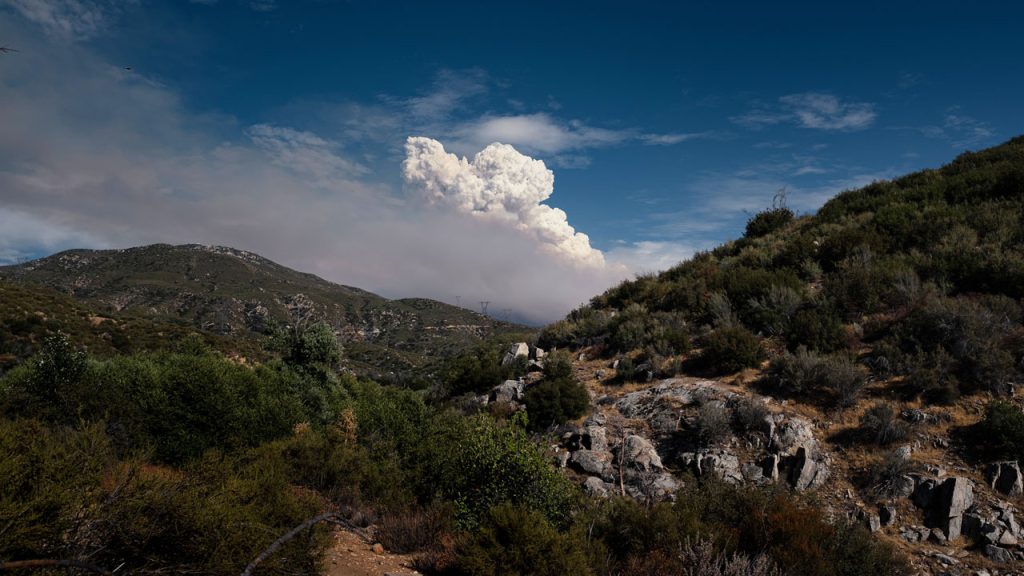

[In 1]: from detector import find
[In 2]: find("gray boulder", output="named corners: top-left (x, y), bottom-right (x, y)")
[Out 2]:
top-left (570, 450), bottom-right (614, 482)
top-left (582, 476), bottom-right (613, 498)
top-left (985, 545), bottom-right (1014, 563)
top-left (501, 342), bottom-right (530, 366)
top-left (786, 446), bottom-right (829, 491)
top-left (489, 380), bottom-right (524, 404)
top-left (917, 476), bottom-right (973, 540)
top-left (620, 434), bottom-right (664, 471)
top-left (987, 461), bottom-right (1023, 496)
top-left (879, 504), bottom-right (897, 527)
top-left (771, 417), bottom-right (817, 455)
top-left (698, 451), bottom-right (742, 483)
top-left (583, 425), bottom-right (608, 452)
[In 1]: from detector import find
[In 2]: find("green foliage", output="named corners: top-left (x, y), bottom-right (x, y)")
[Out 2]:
top-left (973, 401), bottom-right (1024, 463)
top-left (733, 396), bottom-right (770, 434)
top-left (786, 303), bottom-right (847, 353)
top-left (451, 504), bottom-right (590, 576)
top-left (272, 320), bottom-right (342, 366)
top-left (0, 419), bottom-right (326, 574)
top-left (441, 342), bottom-right (523, 398)
top-left (525, 376), bottom-right (589, 432)
top-left (0, 348), bottom-right (346, 465)
top-left (700, 325), bottom-right (764, 374)
top-left (745, 207), bottom-right (795, 239)
top-left (582, 481), bottom-right (909, 576)
top-left (859, 403), bottom-right (910, 446)
top-left (694, 402), bottom-right (731, 447)
top-left (764, 348), bottom-right (866, 407)
top-left (423, 413), bottom-right (580, 529)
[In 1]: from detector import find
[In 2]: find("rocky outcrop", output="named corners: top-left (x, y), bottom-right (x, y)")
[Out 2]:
top-left (987, 461), bottom-right (1023, 496)
top-left (912, 476), bottom-right (974, 540)
top-left (501, 342), bottom-right (530, 366)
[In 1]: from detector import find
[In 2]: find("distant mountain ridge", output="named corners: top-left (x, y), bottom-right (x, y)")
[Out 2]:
top-left (0, 243), bottom-right (529, 376)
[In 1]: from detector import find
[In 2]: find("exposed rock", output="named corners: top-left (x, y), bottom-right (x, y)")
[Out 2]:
top-left (984, 545), bottom-right (1014, 563)
top-left (489, 380), bottom-right (524, 404)
top-left (501, 342), bottom-right (529, 366)
top-left (570, 450), bottom-right (614, 481)
top-left (620, 434), bottom-right (664, 471)
top-left (879, 504), bottom-right (897, 527)
top-left (859, 509), bottom-right (881, 533)
top-left (916, 476), bottom-right (974, 540)
top-left (771, 417), bottom-right (817, 456)
top-left (532, 346), bottom-right (546, 360)
top-left (582, 476), bottom-right (613, 498)
top-left (699, 451), bottom-right (743, 483)
top-left (987, 461), bottom-right (1023, 496)
top-left (894, 445), bottom-right (912, 461)
top-left (786, 446), bottom-right (828, 491)
top-left (555, 451), bottom-right (570, 468)
top-left (761, 454), bottom-right (780, 482)
top-left (584, 425), bottom-right (608, 452)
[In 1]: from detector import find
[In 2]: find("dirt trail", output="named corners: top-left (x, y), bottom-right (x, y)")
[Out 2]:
top-left (324, 528), bottom-right (421, 576)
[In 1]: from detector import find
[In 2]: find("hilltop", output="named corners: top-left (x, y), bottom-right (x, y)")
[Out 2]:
top-left (0, 243), bottom-right (530, 378)
top-left (534, 135), bottom-right (1024, 572)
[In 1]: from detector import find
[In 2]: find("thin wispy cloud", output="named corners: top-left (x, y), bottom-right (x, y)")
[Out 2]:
top-left (448, 112), bottom-right (706, 156)
top-left (733, 92), bottom-right (877, 131)
top-left (2, 0), bottom-right (132, 40)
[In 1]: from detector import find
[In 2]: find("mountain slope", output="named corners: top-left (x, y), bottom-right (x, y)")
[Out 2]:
top-left (537, 136), bottom-right (1024, 573)
top-left (0, 244), bottom-right (529, 377)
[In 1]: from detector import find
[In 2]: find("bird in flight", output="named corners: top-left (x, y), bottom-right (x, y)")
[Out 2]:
top-left (0, 46), bottom-right (17, 54)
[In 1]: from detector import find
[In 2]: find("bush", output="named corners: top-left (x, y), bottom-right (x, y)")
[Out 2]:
top-left (700, 325), bottom-right (764, 374)
top-left (525, 376), bottom-right (590, 432)
top-left (377, 504), bottom-right (454, 554)
top-left (694, 403), bottom-right (731, 448)
top-left (451, 504), bottom-right (590, 576)
top-left (859, 404), bottom-right (910, 446)
top-left (441, 343), bottom-right (523, 397)
top-left (734, 396), bottom-right (771, 435)
top-left (422, 414), bottom-right (580, 529)
top-left (867, 450), bottom-right (913, 500)
top-left (745, 207), bottom-right (795, 239)
top-left (973, 401), bottom-right (1024, 463)
top-left (786, 304), bottom-right (846, 353)
top-left (764, 348), bottom-right (866, 407)
top-left (0, 350), bottom-right (343, 465)
top-left (0, 419), bottom-right (327, 574)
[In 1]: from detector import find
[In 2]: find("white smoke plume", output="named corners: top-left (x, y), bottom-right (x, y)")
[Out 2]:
top-left (402, 137), bottom-right (609, 268)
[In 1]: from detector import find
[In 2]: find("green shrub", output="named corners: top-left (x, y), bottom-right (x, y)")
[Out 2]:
top-left (0, 419), bottom-right (327, 574)
top-left (0, 350), bottom-right (342, 465)
top-left (525, 376), bottom-right (589, 432)
top-left (700, 325), bottom-right (764, 374)
top-left (451, 504), bottom-right (590, 576)
top-left (694, 403), bottom-right (731, 448)
top-left (733, 396), bottom-right (771, 435)
top-left (973, 401), bottom-right (1024, 463)
top-left (786, 304), bottom-right (846, 353)
top-left (441, 343), bottom-right (523, 397)
top-left (859, 404), bottom-right (910, 446)
top-left (764, 348), bottom-right (866, 407)
top-left (745, 207), bottom-right (795, 239)
top-left (422, 414), bottom-right (580, 529)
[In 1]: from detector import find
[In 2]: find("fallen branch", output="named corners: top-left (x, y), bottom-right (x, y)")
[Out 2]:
top-left (0, 559), bottom-right (112, 574)
top-left (241, 512), bottom-right (360, 576)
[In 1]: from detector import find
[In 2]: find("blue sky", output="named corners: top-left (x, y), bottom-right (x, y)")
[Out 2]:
top-left (1, 0), bottom-right (1022, 322)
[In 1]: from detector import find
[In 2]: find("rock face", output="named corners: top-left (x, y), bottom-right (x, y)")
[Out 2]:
top-left (913, 476), bottom-right (974, 540)
top-left (987, 461), bottom-right (1023, 496)
top-left (620, 435), bottom-right (664, 471)
top-left (501, 342), bottom-right (530, 366)
top-left (489, 380), bottom-right (525, 404)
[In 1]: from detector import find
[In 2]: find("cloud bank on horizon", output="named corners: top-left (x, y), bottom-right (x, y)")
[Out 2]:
top-left (0, 13), bottom-right (634, 324)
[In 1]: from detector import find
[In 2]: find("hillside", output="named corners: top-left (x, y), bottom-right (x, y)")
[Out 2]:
top-left (533, 136), bottom-right (1024, 572)
top-left (0, 244), bottom-right (529, 378)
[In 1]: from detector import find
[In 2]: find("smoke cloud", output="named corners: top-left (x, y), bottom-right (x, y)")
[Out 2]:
top-left (402, 137), bottom-right (609, 268)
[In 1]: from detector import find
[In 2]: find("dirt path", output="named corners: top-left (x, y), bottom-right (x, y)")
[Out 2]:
top-left (324, 528), bottom-right (421, 576)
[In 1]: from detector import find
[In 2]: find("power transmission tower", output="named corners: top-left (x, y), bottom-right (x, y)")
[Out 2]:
top-left (479, 301), bottom-right (490, 316)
